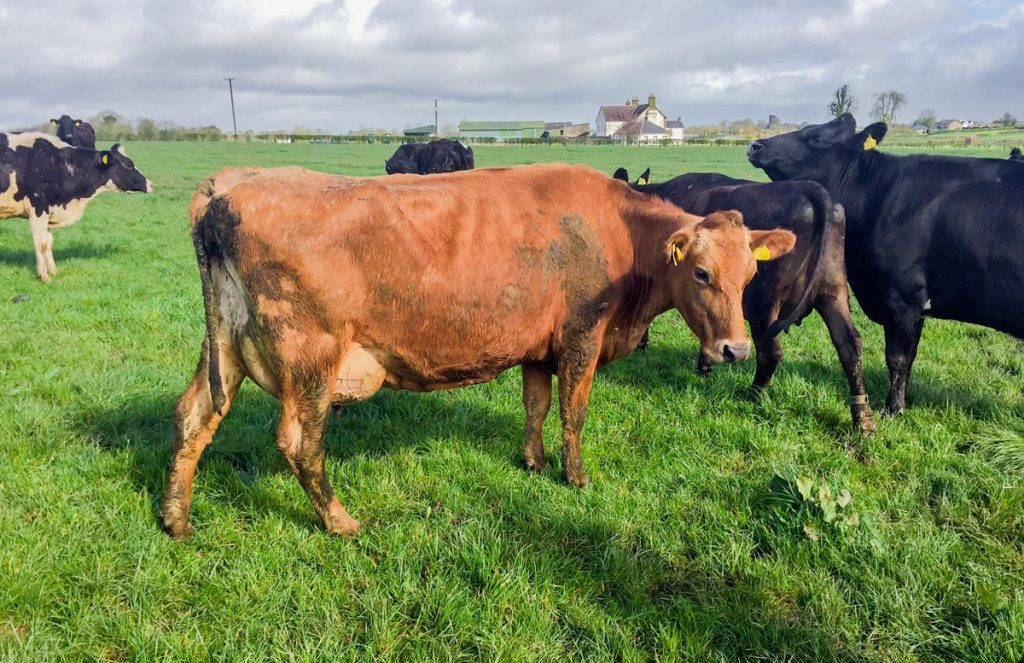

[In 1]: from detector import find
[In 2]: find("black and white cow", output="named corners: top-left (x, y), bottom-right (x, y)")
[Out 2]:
top-left (384, 139), bottom-right (475, 174)
top-left (748, 113), bottom-right (1024, 414)
top-left (51, 115), bottom-right (97, 149)
top-left (614, 168), bottom-right (875, 433)
top-left (1009, 147), bottom-right (1023, 162)
top-left (0, 133), bottom-right (152, 281)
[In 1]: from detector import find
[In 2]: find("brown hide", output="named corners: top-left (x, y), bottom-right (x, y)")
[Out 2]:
top-left (163, 163), bottom-right (794, 538)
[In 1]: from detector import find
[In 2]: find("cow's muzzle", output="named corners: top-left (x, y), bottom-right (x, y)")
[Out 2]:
top-left (747, 141), bottom-right (766, 163)
top-left (721, 341), bottom-right (751, 363)
top-left (146, 179), bottom-right (155, 193)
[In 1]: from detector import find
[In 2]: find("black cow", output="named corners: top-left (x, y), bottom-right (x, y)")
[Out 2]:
top-left (614, 168), bottom-right (875, 433)
top-left (749, 113), bottom-right (1024, 414)
top-left (0, 133), bottom-right (152, 281)
top-left (384, 139), bottom-right (475, 174)
top-left (1009, 147), bottom-right (1023, 162)
top-left (51, 115), bottom-right (96, 149)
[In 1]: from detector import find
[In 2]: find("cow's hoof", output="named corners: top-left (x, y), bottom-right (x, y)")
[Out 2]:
top-left (882, 404), bottom-right (904, 417)
top-left (162, 517), bottom-right (194, 541)
top-left (37, 273), bottom-right (51, 284)
top-left (326, 518), bottom-right (361, 537)
top-left (565, 471), bottom-right (589, 488)
top-left (855, 415), bottom-right (877, 435)
top-left (524, 454), bottom-right (548, 472)
top-left (325, 502), bottom-right (361, 537)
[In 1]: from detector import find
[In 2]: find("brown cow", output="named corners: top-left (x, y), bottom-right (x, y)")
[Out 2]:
top-left (161, 164), bottom-right (795, 538)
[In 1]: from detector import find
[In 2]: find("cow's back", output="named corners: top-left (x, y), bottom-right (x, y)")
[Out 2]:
top-left (197, 165), bottom-right (641, 387)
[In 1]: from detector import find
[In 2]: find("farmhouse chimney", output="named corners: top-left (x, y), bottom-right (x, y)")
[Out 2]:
top-left (632, 96), bottom-right (639, 106)
top-left (648, 93), bottom-right (656, 110)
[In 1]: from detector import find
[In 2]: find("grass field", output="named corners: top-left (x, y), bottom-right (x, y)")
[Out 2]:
top-left (1, 142), bottom-right (1022, 661)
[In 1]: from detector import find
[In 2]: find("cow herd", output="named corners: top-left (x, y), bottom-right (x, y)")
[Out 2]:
top-left (3, 113), bottom-right (1023, 538)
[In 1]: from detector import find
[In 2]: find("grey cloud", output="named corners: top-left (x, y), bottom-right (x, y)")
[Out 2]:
top-left (0, 0), bottom-right (1020, 132)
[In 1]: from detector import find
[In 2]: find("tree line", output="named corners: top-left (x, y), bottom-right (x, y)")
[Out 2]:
top-left (828, 84), bottom-right (1018, 128)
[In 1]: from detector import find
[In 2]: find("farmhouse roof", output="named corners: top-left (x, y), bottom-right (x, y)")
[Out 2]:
top-left (613, 119), bottom-right (668, 136)
top-left (599, 105), bottom-right (642, 122)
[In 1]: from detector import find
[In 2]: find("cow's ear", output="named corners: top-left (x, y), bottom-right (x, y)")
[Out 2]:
top-left (98, 151), bottom-right (112, 167)
top-left (749, 229), bottom-right (796, 261)
top-left (637, 167), bottom-right (650, 186)
top-left (50, 118), bottom-right (58, 125)
top-left (665, 226), bottom-right (696, 266)
top-left (612, 167), bottom-right (629, 182)
top-left (74, 119), bottom-right (81, 127)
top-left (853, 122), bottom-right (887, 151)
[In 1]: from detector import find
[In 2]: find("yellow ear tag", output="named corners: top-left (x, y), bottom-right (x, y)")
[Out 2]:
top-left (672, 245), bottom-right (684, 265)
top-left (753, 246), bottom-right (772, 261)
top-left (637, 177), bottom-right (648, 185)
top-left (863, 135), bottom-right (877, 151)
top-left (102, 154), bottom-right (109, 165)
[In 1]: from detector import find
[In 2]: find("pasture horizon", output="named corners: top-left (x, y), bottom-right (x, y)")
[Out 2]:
top-left (1, 142), bottom-right (1022, 661)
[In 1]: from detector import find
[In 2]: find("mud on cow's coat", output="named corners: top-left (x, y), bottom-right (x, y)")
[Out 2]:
top-left (0, 132), bottom-right (152, 281)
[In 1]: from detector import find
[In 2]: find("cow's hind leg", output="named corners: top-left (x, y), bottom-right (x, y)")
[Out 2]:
top-left (817, 295), bottom-right (876, 433)
top-left (883, 317), bottom-right (924, 416)
top-left (522, 363), bottom-right (553, 471)
top-left (276, 374), bottom-right (359, 536)
top-left (28, 214), bottom-right (55, 282)
top-left (161, 340), bottom-right (246, 539)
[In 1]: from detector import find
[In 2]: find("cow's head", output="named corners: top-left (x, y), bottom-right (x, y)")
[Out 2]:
top-left (99, 144), bottom-right (153, 193)
top-left (1009, 147), bottom-right (1023, 162)
top-left (51, 115), bottom-right (79, 144)
top-left (747, 113), bottom-right (887, 182)
top-left (664, 210), bottom-right (795, 363)
top-left (612, 167), bottom-right (650, 185)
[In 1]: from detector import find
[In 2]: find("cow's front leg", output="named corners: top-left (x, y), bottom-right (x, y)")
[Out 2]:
top-left (522, 363), bottom-right (553, 471)
top-left (28, 213), bottom-right (54, 282)
top-left (557, 348), bottom-right (600, 488)
top-left (883, 317), bottom-right (924, 416)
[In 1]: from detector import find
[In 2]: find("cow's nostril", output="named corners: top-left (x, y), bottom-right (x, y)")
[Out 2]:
top-left (723, 345), bottom-right (735, 362)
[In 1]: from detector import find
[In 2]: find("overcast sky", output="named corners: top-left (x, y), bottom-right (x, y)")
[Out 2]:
top-left (1, 0), bottom-right (1021, 133)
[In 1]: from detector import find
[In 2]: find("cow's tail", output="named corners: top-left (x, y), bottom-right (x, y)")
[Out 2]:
top-left (765, 185), bottom-right (835, 338)
top-left (190, 185), bottom-right (227, 414)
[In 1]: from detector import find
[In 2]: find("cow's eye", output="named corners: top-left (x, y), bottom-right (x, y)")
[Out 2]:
top-left (694, 267), bottom-right (710, 284)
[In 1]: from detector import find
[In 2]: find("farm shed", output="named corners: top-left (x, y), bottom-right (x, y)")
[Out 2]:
top-left (459, 120), bottom-right (546, 141)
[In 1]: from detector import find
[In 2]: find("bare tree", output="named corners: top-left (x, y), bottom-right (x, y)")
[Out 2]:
top-left (872, 91), bottom-right (907, 125)
top-left (829, 84), bottom-right (856, 117)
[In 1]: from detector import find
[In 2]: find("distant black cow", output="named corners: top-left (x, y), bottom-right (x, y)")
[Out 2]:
top-left (749, 113), bottom-right (1024, 415)
top-left (615, 168), bottom-right (875, 432)
top-left (0, 133), bottom-right (152, 281)
top-left (1009, 147), bottom-right (1023, 162)
top-left (384, 139), bottom-right (475, 174)
top-left (51, 115), bottom-right (96, 149)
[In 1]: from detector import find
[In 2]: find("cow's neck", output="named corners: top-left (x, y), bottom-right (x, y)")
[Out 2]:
top-left (829, 150), bottom-right (896, 231)
top-left (612, 208), bottom-right (694, 341)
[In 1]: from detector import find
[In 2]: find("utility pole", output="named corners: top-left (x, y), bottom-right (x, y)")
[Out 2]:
top-left (434, 98), bottom-right (438, 137)
top-left (225, 77), bottom-right (238, 140)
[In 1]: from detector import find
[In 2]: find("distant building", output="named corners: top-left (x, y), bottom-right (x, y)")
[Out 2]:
top-left (544, 122), bottom-right (590, 138)
top-left (403, 125), bottom-right (436, 137)
top-left (595, 94), bottom-right (683, 143)
top-left (459, 120), bottom-right (546, 141)
top-left (911, 124), bottom-right (930, 134)
top-left (935, 119), bottom-right (964, 131)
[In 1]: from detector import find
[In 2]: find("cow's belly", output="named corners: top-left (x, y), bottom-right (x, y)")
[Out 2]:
top-left (0, 185), bottom-right (27, 219)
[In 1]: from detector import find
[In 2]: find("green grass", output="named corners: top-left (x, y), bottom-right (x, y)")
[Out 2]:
top-left (1, 142), bottom-right (1023, 661)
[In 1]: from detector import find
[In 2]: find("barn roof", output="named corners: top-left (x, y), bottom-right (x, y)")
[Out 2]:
top-left (460, 121), bottom-right (545, 131)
